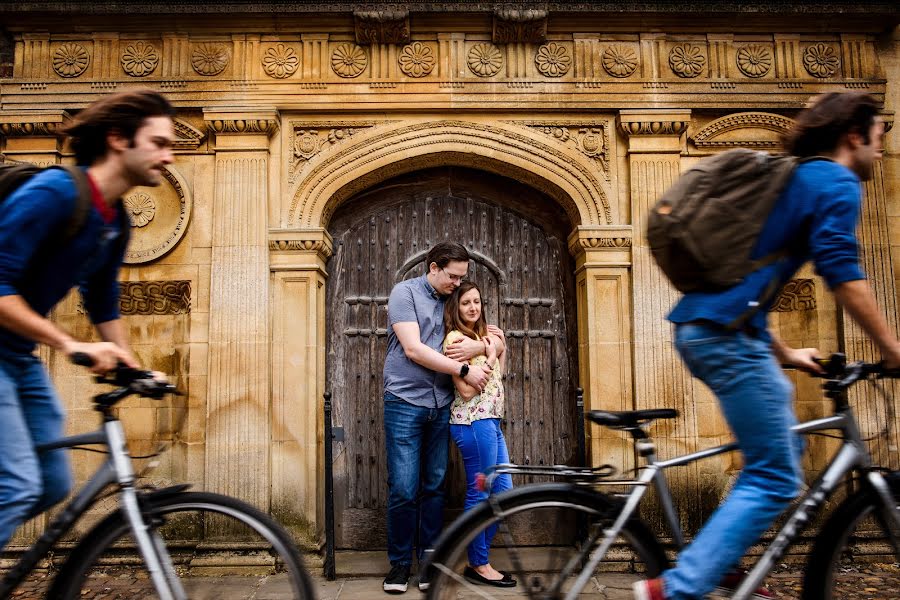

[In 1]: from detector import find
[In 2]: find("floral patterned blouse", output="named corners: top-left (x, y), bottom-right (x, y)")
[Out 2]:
top-left (443, 329), bottom-right (505, 425)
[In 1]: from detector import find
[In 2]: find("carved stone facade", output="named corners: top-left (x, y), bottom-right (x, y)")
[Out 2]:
top-left (0, 1), bottom-right (898, 564)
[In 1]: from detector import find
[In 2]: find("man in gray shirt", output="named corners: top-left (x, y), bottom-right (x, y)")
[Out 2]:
top-left (382, 241), bottom-right (497, 594)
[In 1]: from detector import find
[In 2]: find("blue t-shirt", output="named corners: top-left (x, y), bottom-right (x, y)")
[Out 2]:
top-left (0, 168), bottom-right (128, 354)
top-left (383, 274), bottom-right (453, 408)
top-left (668, 159), bottom-right (866, 340)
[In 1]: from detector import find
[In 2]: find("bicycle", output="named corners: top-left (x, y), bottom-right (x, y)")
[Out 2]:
top-left (423, 353), bottom-right (900, 600)
top-left (0, 357), bottom-right (315, 600)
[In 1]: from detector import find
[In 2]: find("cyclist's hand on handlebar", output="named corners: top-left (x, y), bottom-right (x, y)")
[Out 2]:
top-left (64, 341), bottom-right (139, 374)
top-left (880, 345), bottom-right (900, 371)
top-left (782, 347), bottom-right (825, 375)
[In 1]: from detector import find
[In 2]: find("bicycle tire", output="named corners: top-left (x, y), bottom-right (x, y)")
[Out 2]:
top-left (425, 483), bottom-right (668, 600)
top-left (802, 479), bottom-right (900, 600)
top-left (48, 490), bottom-right (315, 600)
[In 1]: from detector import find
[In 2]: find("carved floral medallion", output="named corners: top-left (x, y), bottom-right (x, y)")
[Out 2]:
top-left (52, 43), bottom-right (89, 78)
top-left (331, 44), bottom-right (368, 78)
top-left (124, 167), bottom-right (191, 265)
top-left (803, 43), bottom-right (840, 78)
top-left (262, 44), bottom-right (300, 79)
top-left (398, 42), bottom-right (436, 78)
top-left (124, 193), bottom-right (156, 227)
top-left (191, 43), bottom-right (229, 76)
top-left (602, 45), bottom-right (638, 78)
top-left (121, 42), bottom-right (159, 77)
top-left (467, 43), bottom-right (502, 77)
top-left (668, 43), bottom-right (706, 78)
top-left (535, 42), bottom-right (571, 77)
top-left (736, 44), bottom-right (772, 78)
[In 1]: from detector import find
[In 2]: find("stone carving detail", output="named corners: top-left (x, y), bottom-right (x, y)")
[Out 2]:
top-left (208, 119), bottom-right (279, 135)
top-left (262, 44), bottom-right (300, 79)
top-left (398, 42), bottom-right (436, 78)
top-left (331, 43), bottom-right (368, 78)
top-left (736, 44), bottom-right (772, 78)
top-left (269, 239), bottom-right (333, 259)
top-left (620, 120), bottom-right (688, 137)
top-left (172, 119), bottom-right (206, 150)
top-left (0, 120), bottom-right (64, 137)
top-left (803, 43), bottom-right (840, 78)
top-left (191, 43), bottom-right (229, 76)
top-left (668, 43), bottom-right (706, 78)
top-left (771, 279), bottom-right (816, 312)
top-left (524, 123), bottom-right (611, 179)
top-left (289, 123), bottom-right (377, 183)
top-left (467, 43), bottom-right (502, 78)
top-left (492, 8), bottom-right (547, 44)
top-left (120, 281), bottom-right (191, 315)
top-left (579, 237), bottom-right (632, 249)
top-left (52, 43), bottom-right (89, 78)
top-left (124, 193), bottom-right (156, 227)
top-left (535, 43), bottom-right (571, 77)
top-left (602, 45), bottom-right (638, 78)
top-left (354, 8), bottom-right (410, 45)
top-left (692, 112), bottom-right (794, 148)
top-left (121, 42), bottom-right (159, 77)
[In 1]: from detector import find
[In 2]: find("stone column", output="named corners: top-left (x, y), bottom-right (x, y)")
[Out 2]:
top-left (269, 229), bottom-right (333, 539)
top-left (203, 109), bottom-right (278, 508)
top-left (568, 226), bottom-right (634, 471)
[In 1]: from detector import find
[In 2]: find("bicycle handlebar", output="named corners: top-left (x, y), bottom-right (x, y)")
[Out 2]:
top-left (70, 352), bottom-right (179, 401)
top-left (784, 352), bottom-right (900, 389)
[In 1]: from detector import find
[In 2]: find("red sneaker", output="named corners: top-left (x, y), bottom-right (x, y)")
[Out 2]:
top-left (632, 578), bottom-right (667, 600)
top-left (715, 569), bottom-right (773, 599)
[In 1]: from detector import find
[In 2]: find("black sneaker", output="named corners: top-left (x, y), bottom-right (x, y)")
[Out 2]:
top-left (383, 564), bottom-right (411, 594)
top-left (417, 570), bottom-right (430, 592)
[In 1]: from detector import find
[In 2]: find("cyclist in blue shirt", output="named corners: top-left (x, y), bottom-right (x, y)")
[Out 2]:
top-left (0, 91), bottom-right (175, 551)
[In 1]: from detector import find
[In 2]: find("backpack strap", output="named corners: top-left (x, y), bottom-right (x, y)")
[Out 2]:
top-left (57, 165), bottom-right (93, 245)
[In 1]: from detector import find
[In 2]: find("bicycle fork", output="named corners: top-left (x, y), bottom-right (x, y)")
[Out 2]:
top-left (106, 420), bottom-right (187, 600)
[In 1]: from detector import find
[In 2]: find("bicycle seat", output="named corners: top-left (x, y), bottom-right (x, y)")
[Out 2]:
top-left (587, 409), bottom-right (679, 429)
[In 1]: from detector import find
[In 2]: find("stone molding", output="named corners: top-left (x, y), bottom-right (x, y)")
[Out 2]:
top-left (0, 111), bottom-right (70, 137)
top-left (567, 226), bottom-right (632, 252)
top-left (204, 109), bottom-right (280, 137)
top-left (492, 8), bottom-right (548, 44)
top-left (509, 119), bottom-right (612, 180)
top-left (353, 8), bottom-right (410, 45)
top-left (691, 111), bottom-right (794, 149)
top-left (618, 112), bottom-right (690, 137)
top-left (269, 228), bottom-right (334, 263)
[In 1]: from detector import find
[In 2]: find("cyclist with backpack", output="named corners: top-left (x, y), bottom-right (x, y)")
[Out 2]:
top-left (0, 90), bottom-right (175, 551)
top-left (634, 92), bottom-right (900, 599)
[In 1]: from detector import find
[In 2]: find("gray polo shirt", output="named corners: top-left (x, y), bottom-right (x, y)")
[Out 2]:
top-left (383, 274), bottom-right (454, 408)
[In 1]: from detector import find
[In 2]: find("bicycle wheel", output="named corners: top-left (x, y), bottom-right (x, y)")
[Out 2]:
top-left (48, 490), bottom-right (315, 600)
top-left (802, 481), bottom-right (900, 600)
top-left (426, 483), bottom-right (668, 600)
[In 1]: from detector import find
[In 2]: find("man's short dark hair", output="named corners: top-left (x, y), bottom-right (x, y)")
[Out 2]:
top-left (782, 92), bottom-right (880, 158)
top-left (426, 241), bottom-right (469, 269)
top-left (59, 90), bottom-right (176, 166)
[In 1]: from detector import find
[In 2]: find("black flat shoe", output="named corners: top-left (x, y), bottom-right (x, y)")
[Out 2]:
top-left (463, 566), bottom-right (518, 588)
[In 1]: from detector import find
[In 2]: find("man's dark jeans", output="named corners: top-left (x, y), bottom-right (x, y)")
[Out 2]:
top-left (383, 391), bottom-right (450, 567)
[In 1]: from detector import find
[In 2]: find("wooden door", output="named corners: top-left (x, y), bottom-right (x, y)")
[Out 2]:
top-left (326, 167), bottom-right (578, 549)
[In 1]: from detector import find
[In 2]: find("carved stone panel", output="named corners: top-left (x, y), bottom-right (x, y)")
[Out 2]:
top-left (492, 8), bottom-right (547, 44)
top-left (123, 167), bottom-right (192, 264)
top-left (120, 281), bottom-right (191, 315)
top-left (353, 8), bottom-right (410, 45)
top-left (771, 279), bottom-right (816, 312)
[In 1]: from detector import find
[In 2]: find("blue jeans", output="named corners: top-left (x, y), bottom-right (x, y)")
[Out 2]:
top-left (384, 392), bottom-right (450, 567)
top-left (662, 323), bottom-right (804, 599)
top-left (450, 419), bottom-right (513, 567)
top-left (0, 351), bottom-right (72, 550)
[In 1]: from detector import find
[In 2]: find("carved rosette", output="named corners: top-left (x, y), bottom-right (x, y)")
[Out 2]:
top-left (535, 43), bottom-right (571, 78)
top-left (771, 279), bottom-right (816, 312)
top-left (208, 119), bottom-right (280, 136)
top-left (736, 44), bottom-right (772, 78)
top-left (123, 167), bottom-right (192, 265)
top-left (262, 43), bottom-right (300, 79)
top-left (52, 43), bottom-right (89, 78)
top-left (398, 42), bottom-right (436, 78)
top-left (353, 9), bottom-right (410, 45)
top-left (121, 42), bottom-right (159, 77)
top-left (803, 43), bottom-right (840, 78)
top-left (191, 43), bottom-right (229, 76)
top-left (119, 281), bottom-right (191, 315)
top-left (668, 43), bottom-right (706, 78)
top-left (602, 45), bottom-right (638, 78)
top-left (124, 192), bottom-right (156, 227)
top-left (331, 44), bottom-right (368, 78)
top-left (467, 43), bottom-right (502, 78)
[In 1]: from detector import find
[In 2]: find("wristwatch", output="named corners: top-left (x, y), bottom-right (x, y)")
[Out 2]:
top-left (459, 364), bottom-right (470, 378)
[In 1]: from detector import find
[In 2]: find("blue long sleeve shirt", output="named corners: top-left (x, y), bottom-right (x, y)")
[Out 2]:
top-left (0, 167), bottom-right (128, 354)
top-left (668, 159), bottom-right (866, 341)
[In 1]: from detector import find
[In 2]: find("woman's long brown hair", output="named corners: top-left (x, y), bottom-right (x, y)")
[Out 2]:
top-left (444, 281), bottom-right (488, 340)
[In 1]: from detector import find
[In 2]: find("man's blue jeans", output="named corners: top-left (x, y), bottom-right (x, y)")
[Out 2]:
top-left (384, 392), bottom-right (450, 567)
top-left (450, 418), bottom-right (513, 567)
top-left (0, 351), bottom-right (72, 550)
top-left (663, 323), bottom-right (804, 600)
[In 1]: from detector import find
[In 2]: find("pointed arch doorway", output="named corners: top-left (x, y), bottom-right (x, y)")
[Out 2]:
top-left (325, 166), bottom-right (580, 549)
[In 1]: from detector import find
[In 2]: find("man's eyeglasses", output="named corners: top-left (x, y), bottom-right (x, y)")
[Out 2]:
top-left (442, 268), bottom-right (466, 283)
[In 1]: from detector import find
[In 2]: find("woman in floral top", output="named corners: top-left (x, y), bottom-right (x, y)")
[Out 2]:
top-left (442, 281), bottom-right (516, 588)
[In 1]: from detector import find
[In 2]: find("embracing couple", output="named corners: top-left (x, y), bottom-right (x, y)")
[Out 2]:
top-left (381, 241), bottom-right (516, 594)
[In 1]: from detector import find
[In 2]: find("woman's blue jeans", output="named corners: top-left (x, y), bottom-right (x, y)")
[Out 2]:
top-left (662, 322), bottom-right (804, 600)
top-left (0, 351), bottom-right (72, 550)
top-left (450, 418), bottom-right (513, 567)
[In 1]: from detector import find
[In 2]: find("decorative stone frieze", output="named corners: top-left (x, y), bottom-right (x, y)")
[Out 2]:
top-left (262, 43), bottom-right (299, 79)
top-left (602, 44), bottom-right (639, 78)
top-left (398, 42), bottom-right (436, 78)
top-left (492, 8), bottom-right (547, 44)
top-left (331, 43), bottom-right (368, 78)
top-left (119, 281), bottom-right (191, 315)
top-left (191, 42), bottom-right (229, 76)
top-left (467, 43), bottom-right (502, 77)
top-left (269, 228), bottom-right (335, 268)
top-left (535, 43), bottom-right (571, 78)
top-left (208, 118), bottom-right (279, 136)
top-left (172, 118), bottom-right (206, 151)
top-left (803, 42), bottom-right (840, 78)
top-left (0, 113), bottom-right (69, 137)
top-left (353, 8), bottom-right (410, 45)
top-left (619, 117), bottom-right (689, 138)
top-left (52, 43), bottom-right (89, 78)
top-left (668, 43), bottom-right (706, 78)
top-left (121, 41), bottom-right (159, 77)
top-left (289, 122), bottom-right (378, 183)
top-left (736, 44), bottom-right (772, 78)
top-left (771, 279), bottom-right (816, 312)
top-left (691, 112), bottom-right (794, 149)
top-left (515, 120), bottom-right (612, 180)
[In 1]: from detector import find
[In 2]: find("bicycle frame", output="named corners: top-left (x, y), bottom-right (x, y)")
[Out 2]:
top-left (0, 418), bottom-right (186, 600)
